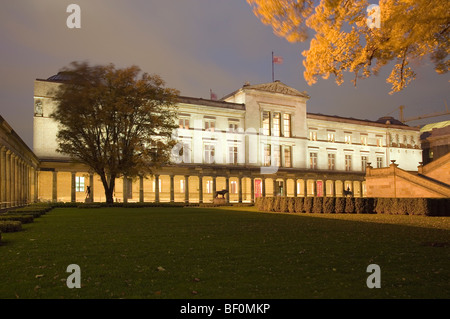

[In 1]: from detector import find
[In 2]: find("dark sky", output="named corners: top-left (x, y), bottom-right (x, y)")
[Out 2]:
top-left (1, 0), bottom-right (449, 149)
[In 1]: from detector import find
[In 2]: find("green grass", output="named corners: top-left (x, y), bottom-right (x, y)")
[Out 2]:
top-left (0, 206), bottom-right (449, 299)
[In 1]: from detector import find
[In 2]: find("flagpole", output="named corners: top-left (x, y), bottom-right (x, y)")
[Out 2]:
top-left (272, 51), bottom-right (274, 82)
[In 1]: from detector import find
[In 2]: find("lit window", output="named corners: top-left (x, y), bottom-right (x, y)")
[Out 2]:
top-left (262, 111), bottom-right (271, 136)
top-left (206, 180), bottom-right (213, 194)
top-left (284, 146), bottom-right (292, 168)
top-left (230, 181), bottom-right (238, 194)
top-left (228, 123), bottom-right (238, 132)
top-left (273, 113), bottom-right (281, 137)
top-left (180, 179), bottom-right (185, 193)
top-left (361, 135), bottom-right (368, 146)
top-left (179, 118), bottom-right (190, 129)
top-left (310, 153), bottom-right (318, 169)
top-left (345, 155), bottom-right (352, 171)
top-left (327, 132), bottom-right (335, 142)
top-left (377, 137), bottom-right (383, 147)
top-left (377, 157), bottom-right (383, 168)
top-left (75, 176), bottom-right (85, 192)
top-left (283, 114), bottom-right (291, 137)
top-left (204, 144), bottom-right (215, 164)
top-left (273, 145), bottom-right (281, 167)
top-left (328, 154), bottom-right (335, 170)
top-left (309, 130), bottom-right (317, 141)
top-left (264, 144), bottom-right (271, 166)
top-left (345, 134), bottom-right (352, 144)
top-left (205, 120), bottom-right (215, 132)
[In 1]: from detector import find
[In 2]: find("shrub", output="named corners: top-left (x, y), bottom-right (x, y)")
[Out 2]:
top-left (273, 196), bottom-right (282, 212)
top-left (323, 197), bottom-right (335, 214)
top-left (0, 221), bottom-right (22, 233)
top-left (265, 197), bottom-right (274, 212)
top-left (335, 197), bottom-right (345, 213)
top-left (365, 198), bottom-right (376, 214)
top-left (345, 197), bottom-right (355, 213)
top-left (287, 198), bottom-right (295, 213)
top-left (7, 211), bottom-right (43, 218)
top-left (255, 197), bottom-right (264, 211)
top-left (0, 215), bottom-right (34, 224)
top-left (304, 197), bottom-right (313, 213)
top-left (312, 197), bottom-right (323, 213)
top-left (355, 198), bottom-right (365, 214)
top-left (294, 197), bottom-right (304, 213)
top-left (374, 198), bottom-right (386, 214)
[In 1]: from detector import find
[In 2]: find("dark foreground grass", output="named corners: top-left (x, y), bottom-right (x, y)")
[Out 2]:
top-left (0, 207), bottom-right (449, 299)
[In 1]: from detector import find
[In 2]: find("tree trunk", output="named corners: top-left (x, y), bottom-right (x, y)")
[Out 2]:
top-left (99, 173), bottom-right (115, 204)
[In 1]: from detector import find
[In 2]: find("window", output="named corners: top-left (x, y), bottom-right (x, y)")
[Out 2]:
top-left (181, 142), bottom-right (191, 164)
top-left (264, 144), bottom-right (271, 166)
top-left (273, 112), bottom-right (281, 137)
top-left (273, 145), bottom-right (281, 167)
top-left (410, 136), bottom-right (415, 147)
top-left (310, 152), bottom-right (318, 169)
top-left (228, 146), bottom-right (238, 165)
top-left (180, 179), bottom-right (185, 193)
top-left (206, 180), bottom-right (213, 194)
top-left (204, 144), bottom-right (215, 164)
top-left (283, 114), bottom-right (291, 137)
top-left (126, 178), bottom-right (133, 199)
top-left (230, 181), bottom-right (238, 194)
top-left (284, 146), bottom-right (292, 168)
top-left (377, 157), bottom-right (383, 168)
top-left (361, 135), bottom-right (368, 146)
top-left (328, 153), bottom-right (335, 170)
top-left (205, 120), bottom-right (215, 132)
top-left (228, 123), bottom-right (238, 132)
top-left (153, 178), bottom-right (162, 192)
top-left (262, 111), bottom-right (271, 136)
top-left (344, 133), bottom-right (352, 144)
top-left (361, 156), bottom-right (368, 171)
top-left (75, 176), bottom-right (85, 192)
top-left (309, 130), bottom-right (317, 141)
top-left (345, 155), bottom-right (352, 171)
top-left (377, 137), bottom-right (383, 147)
top-left (327, 132), bottom-right (335, 142)
top-left (179, 118), bottom-right (190, 129)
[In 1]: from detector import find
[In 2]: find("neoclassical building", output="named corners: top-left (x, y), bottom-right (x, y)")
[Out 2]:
top-left (31, 74), bottom-right (422, 204)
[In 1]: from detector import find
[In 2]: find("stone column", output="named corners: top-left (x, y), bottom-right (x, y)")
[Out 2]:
top-left (12, 155), bottom-right (16, 206)
top-left (312, 180), bottom-right (317, 197)
top-left (238, 176), bottom-right (242, 203)
top-left (139, 175), bottom-right (144, 203)
top-left (225, 176), bottom-right (230, 203)
top-left (154, 174), bottom-right (159, 203)
top-left (198, 176), bottom-right (203, 203)
top-left (184, 175), bottom-right (189, 204)
top-left (0, 147), bottom-right (6, 209)
top-left (6, 151), bottom-right (11, 208)
top-left (303, 179), bottom-right (307, 197)
top-left (34, 168), bottom-right (38, 202)
top-left (262, 177), bottom-right (266, 197)
top-left (323, 180), bottom-right (327, 198)
top-left (52, 171), bottom-right (58, 202)
top-left (293, 179), bottom-right (297, 197)
top-left (283, 178), bottom-right (287, 196)
top-left (331, 180), bottom-right (336, 197)
top-left (123, 176), bottom-right (128, 203)
top-left (169, 175), bottom-right (175, 203)
top-left (71, 172), bottom-right (76, 202)
top-left (250, 177), bottom-right (255, 203)
top-left (212, 176), bottom-right (217, 198)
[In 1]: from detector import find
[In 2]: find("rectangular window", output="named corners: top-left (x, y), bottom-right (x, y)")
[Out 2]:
top-left (377, 157), bottom-right (383, 168)
top-left (361, 135), bottom-right (368, 146)
top-left (273, 145), bottom-right (281, 167)
top-left (345, 133), bottom-right (352, 144)
top-left (361, 156), bottom-right (368, 171)
top-left (75, 176), bottom-right (85, 192)
top-left (309, 130), bottom-right (317, 141)
top-left (179, 118), bottom-right (190, 129)
top-left (310, 152), bottom-right (318, 169)
top-left (345, 154), bottom-right (352, 171)
top-left (273, 112), bottom-right (281, 137)
top-left (327, 132), bottom-right (335, 142)
top-left (262, 111), bottom-right (271, 136)
top-left (206, 180), bottom-right (213, 194)
top-left (204, 144), bottom-right (215, 164)
top-left (284, 146), bottom-right (292, 168)
top-left (230, 181), bottom-right (238, 194)
top-left (205, 120), bottom-right (215, 132)
top-left (228, 123), bottom-right (238, 132)
top-left (228, 146), bottom-right (238, 165)
top-left (264, 144), bottom-right (271, 166)
top-left (283, 114), bottom-right (291, 137)
top-left (377, 137), bottom-right (383, 147)
top-left (328, 153), bottom-right (335, 170)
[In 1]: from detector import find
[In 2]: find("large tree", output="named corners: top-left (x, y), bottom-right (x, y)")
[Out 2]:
top-left (247, 0), bottom-right (449, 93)
top-left (51, 62), bottom-right (179, 203)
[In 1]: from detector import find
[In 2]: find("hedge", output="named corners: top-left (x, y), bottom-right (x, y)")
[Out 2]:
top-left (255, 197), bottom-right (450, 216)
top-left (0, 221), bottom-right (22, 233)
top-left (0, 215), bottom-right (34, 224)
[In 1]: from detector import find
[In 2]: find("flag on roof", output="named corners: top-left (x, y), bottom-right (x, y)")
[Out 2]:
top-left (273, 56), bottom-right (283, 64)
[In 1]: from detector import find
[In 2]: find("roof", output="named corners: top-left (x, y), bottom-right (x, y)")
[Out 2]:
top-left (222, 80), bottom-right (310, 100)
top-left (420, 120), bottom-right (450, 133)
top-left (177, 96), bottom-right (245, 110)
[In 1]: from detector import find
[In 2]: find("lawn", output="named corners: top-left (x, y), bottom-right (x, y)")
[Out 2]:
top-left (0, 206), bottom-right (449, 299)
